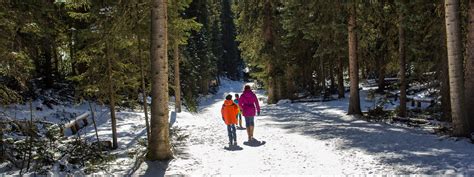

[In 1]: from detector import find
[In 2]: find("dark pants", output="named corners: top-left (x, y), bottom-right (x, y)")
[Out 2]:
top-left (227, 124), bottom-right (237, 143)
top-left (236, 113), bottom-right (242, 121)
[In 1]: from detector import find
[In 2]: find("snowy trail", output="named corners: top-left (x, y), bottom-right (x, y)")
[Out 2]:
top-left (135, 80), bottom-right (474, 175)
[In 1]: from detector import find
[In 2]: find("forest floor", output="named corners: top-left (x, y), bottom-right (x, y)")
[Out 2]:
top-left (134, 80), bottom-right (474, 176)
top-left (1, 79), bottom-right (473, 175)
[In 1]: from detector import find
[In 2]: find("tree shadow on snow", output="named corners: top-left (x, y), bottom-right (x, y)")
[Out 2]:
top-left (262, 102), bottom-right (474, 175)
top-left (140, 160), bottom-right (169, 177)
top-left (170, 111), bottom-right (177, 127)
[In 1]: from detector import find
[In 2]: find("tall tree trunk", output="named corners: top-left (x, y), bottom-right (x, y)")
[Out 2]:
top-left (440, 6), bottom-right (452, 121)
top-left (148, 0), bottom-right (172, 160)
top-left (137, 30), bottom-right (150, 142)
top-left (174, 42), bottom-right (182, 113)
top-left (263, 0), bottom-right (277, 104)
top-left (274, 75), bottom-right (281, 100)
top-left (201, 78), bottom-right (210, 95)
top-left (106, 41), bottom-right (118, 149)
top-left (465, 0), bottom-right (474, 132)
top-left (337, 56), bottom-right (345, 98)
top-left (444, 0), bottom-right (469, 136)
top-left (267, 67), bottom-right (278, 104)
top-left (398, 3), bottom-right (407, 117)
top-left (441, 53), bottom-right (452, 121)
top-left (348, 2), bottom-right (362, 115)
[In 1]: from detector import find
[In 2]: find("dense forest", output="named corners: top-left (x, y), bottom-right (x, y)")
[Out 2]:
top-left (1, 0), bottom-right (474, 175)
top-left (234, 0), bottom-right (474, 136)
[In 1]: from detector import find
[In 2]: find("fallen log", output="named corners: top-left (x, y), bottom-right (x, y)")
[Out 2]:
top-left (62, 112), bottom-right (90, 136)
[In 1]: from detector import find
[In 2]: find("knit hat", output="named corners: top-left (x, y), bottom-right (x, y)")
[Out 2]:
top-left (244, 85), bottom-right (251, 91)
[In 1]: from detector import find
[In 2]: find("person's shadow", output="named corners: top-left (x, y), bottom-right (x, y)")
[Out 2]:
top-left (236, 126), bottom-right (246, 130)
top-left (243, 138), bottom-right (266, 147)
top-left (224, 144), bottom-right (244, 151)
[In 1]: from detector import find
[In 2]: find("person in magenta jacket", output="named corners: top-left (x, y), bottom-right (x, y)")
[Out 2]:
top-left (238, 85), bottom-right (260, 141)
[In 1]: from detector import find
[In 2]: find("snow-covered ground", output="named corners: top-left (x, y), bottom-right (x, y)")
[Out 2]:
top-left (134, 79), bottom-right (474, 176)
top-left (1, 101), bottom-right (151, 175)
top-left (2, 79), bottom-right (473, 175)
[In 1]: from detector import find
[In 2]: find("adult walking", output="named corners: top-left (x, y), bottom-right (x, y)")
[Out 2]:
top-left (238, 85), bottom-right (260, 142)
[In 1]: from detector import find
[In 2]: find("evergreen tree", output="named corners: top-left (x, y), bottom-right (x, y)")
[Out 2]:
top-left (444, 0), bottom-right (469, 136)
top-left (220, 0), bottom-right (242, 80)
top-left (347, 1), bottom-right (362, 115)
top-left (465, 0), bottom-right (474, 133)
top-left (148, 0), bottom-right (173, 160)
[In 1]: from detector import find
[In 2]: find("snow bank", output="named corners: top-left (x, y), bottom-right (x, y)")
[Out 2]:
top-left (276, 99), bottom-right (291, 105)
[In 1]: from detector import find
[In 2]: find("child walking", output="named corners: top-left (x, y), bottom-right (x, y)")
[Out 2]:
top-left (221, 94), bottom-right (240, 146)
top-left (234, 93), bottom-right (244, 128)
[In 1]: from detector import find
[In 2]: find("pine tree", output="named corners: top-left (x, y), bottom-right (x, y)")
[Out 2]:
top-left (220, 0), bottom-right (242, 80)
top-left (148, 0), bottom-right (173, 160)
top-left (444, 0), bottom-right (469, 136)
top-left (347, 1), bottom-right (362, 115)
top-left (464, 0), bottom-right (474, 133)
top-left (168, 0), bottom-right (201, 113)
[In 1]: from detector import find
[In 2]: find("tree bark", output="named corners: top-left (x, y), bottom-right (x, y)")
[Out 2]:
top-left (398, 3), bottom-right (407, 118)
top-left (348, 2), bottom-right (362, 115)
top-left (440, 6), bottom-right (452, 122)
top-left (201, 78), bottom-right (210, 95)
top-left (444, 0), bottom-right (469, 136)
top-left (106, 41), bottom-right (118, 149)
top-left (465, 0), bottom-right (474, 132)
top-left (148, 0), bottom-right (173, 160)
top-left (276, 74), bottom-right (284, 100)
top-left (267, 75), bottom-right (277, 104)
top-left (174, 43), bottom-right (182, 113)
top-left (263, 0), bottom-right (277, 104)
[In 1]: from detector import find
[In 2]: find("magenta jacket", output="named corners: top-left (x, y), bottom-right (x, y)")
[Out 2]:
top-left (238, 90), bottom-right (260, 117)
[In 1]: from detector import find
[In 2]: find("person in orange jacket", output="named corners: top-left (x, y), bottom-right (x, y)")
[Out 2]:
top-left (221, 94), bottom-right (240, 146)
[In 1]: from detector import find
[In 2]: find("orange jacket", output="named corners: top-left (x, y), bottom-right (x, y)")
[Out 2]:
top-left (221, 100), bottom-right (239, 125)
